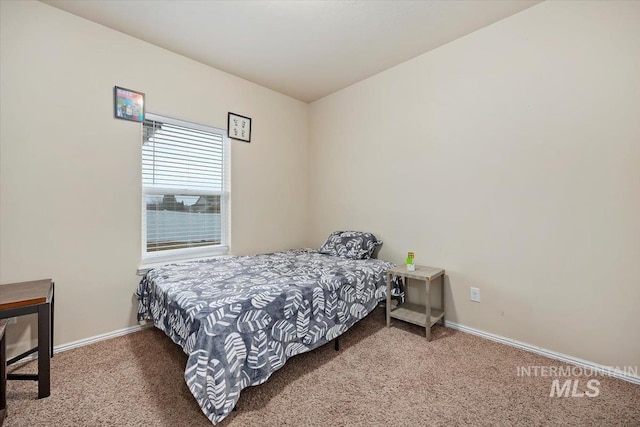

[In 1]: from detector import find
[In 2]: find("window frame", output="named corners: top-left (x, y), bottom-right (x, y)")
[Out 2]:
top-left (140, 112), bottom-right (230, 266)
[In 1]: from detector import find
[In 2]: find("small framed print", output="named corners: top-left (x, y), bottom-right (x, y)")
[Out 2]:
top-left (114, 86), bottom-right (145, 122)
top-left (228, 112), bottom-right (252, 142)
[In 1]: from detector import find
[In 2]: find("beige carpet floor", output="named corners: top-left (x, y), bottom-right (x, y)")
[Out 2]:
top-left (4, 308), bottom-right (639, 426)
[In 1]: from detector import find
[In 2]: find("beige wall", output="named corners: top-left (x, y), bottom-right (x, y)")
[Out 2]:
top-left (309, 1), bottom-right (640, 368)
top-left (2, 0), bottom-right (638, 371)
top-left (0, 1), bottom-right (309, 354)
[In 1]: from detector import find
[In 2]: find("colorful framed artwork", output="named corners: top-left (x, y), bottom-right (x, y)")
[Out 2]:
top-left (227, 112), bottom-right (252, 142)
top-left (114, 86), bottom-right (145, 122)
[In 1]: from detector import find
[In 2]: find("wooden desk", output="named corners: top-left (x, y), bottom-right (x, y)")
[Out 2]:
top-left (0, 279), bottom-right (54, 399)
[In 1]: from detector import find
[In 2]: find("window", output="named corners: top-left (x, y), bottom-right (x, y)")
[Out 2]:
top-left (142, 113), bottom-right (229, 264)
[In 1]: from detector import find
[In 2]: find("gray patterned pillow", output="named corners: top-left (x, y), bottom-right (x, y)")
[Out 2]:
top-left (319, 231), bottom-right (382, 260)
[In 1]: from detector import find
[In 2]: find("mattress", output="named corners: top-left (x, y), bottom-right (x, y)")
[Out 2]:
top-left (136, 249), bottom-right (396, 424)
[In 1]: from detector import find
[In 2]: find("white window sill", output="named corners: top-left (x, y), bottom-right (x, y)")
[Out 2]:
top-left (137, 251), bottom-right (232, 276)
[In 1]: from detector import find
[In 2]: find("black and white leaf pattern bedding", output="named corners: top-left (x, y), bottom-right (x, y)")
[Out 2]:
top-left (136, 249), bottom-right (398, 425)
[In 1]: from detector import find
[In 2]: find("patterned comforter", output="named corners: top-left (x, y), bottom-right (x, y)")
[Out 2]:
top-left (136, 249), bottom-right (396, 424)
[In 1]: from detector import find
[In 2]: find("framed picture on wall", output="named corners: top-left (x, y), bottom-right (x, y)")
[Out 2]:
top-left (114, 86), bottom-right (145, 122)
top-left (227, 112), bottom-right (252, 142)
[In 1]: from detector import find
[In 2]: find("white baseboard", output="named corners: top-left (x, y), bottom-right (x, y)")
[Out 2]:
top-left (8, 322), bottom-right (152, 363)
top-left (11, 317), bottom-right (638, 386)
top-left (54, 322), bottom-right (152, 354)
top-left (444, 320), bottom-right (640, 385)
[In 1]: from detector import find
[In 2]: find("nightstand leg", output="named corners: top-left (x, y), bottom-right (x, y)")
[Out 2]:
top-left (386, 272), bottom-right (391, 327)
top-left (425, 279), bottom-right (432, 341)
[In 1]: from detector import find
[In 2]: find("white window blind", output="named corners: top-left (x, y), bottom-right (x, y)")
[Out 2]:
top-left (142, 113), bottom-right (229, 263)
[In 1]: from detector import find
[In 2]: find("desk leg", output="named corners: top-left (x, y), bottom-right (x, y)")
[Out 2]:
top-left (51, 282), bottom-right (55, 358)
top-left (1, 325), bottom-right (6, 412)
top-left (386, 273), bottom-right (391, 327)
top-left (425, 280), bottom-right (432, 341)
top-left (440, 275), bottom-right (445, 326)
top-left (37, 303), bottom-right (50, 399)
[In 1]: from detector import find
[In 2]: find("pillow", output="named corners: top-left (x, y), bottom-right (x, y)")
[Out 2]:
top-left (319, 231), bottom-right (382, 260)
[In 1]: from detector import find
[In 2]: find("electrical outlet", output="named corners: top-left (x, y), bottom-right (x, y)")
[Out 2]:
top-left (470, 287), bottom-right (481, 303)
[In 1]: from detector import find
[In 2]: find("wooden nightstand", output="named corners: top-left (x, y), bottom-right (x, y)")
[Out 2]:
top-left (385, 265), bottom-right (445, 341)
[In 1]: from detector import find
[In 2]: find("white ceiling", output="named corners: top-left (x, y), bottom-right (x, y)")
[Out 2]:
top-left (43, 0), bottom-right (540, 103)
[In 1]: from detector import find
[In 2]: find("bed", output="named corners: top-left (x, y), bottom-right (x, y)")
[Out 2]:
top-left (136, 238), bottom-right (399, 424)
